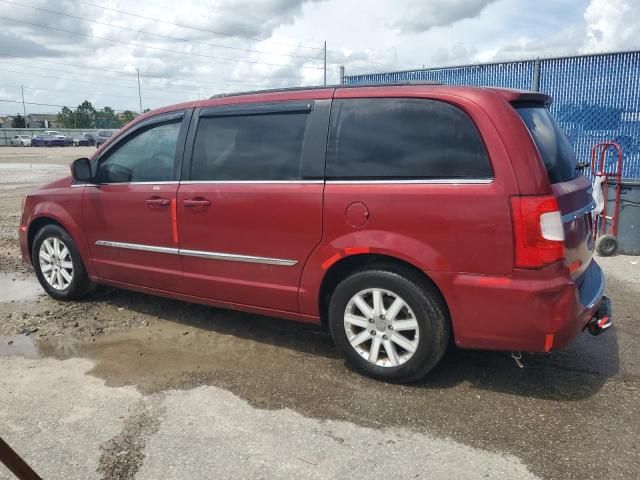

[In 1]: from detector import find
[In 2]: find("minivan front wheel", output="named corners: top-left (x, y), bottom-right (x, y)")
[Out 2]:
top-left (328, 269), bottom-right (450, 383)
top-left (33, 224), bottom-right (94, 300)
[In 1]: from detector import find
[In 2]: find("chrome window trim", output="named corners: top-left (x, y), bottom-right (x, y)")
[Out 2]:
top-left (179, 180), bottom-right (323, 185)
top-left (73, 181), bottom-right (179, 187)
top-left (95, 241), bottom-right (297, 266)
top-left (325, 178), bottom-right (494, 185)
top-left (561, 200), bottom-right (596, 223)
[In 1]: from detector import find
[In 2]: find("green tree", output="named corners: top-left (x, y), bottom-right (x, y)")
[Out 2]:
top-left (120, 110), bottom-right (135, 126)
top-left (75, 100), bottom-right (96, 128)
top-left (56, 106), bottom-right (75, 128)
top-left (95, 106), bottom-right (118, 128)
top-left (11, 114), bottom-right (26, 128)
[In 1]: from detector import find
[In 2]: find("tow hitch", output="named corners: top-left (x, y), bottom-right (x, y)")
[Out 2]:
top-left (587, 295), bottom-right (612, 336)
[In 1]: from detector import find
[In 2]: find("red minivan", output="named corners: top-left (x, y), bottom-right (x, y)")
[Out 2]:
top-left (19, 84), bottom-right (612, 382)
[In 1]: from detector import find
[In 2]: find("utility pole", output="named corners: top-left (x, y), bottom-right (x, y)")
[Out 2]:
top-left (136, 68), bottom-right (143, 114)
top-left (20, 85), bottom-right (26, 126)
top-left (339, 65), bottom-right (345, 85)
top-left (323, 41), bottom-right (327, 86)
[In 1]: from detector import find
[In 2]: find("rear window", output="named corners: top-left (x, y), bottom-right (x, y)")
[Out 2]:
top-left (326, 98), bottom-right (493, 180)
top-left (190, 112), bottom-right (308, 181)
top-left (516, 105), bottom-right (577, 184)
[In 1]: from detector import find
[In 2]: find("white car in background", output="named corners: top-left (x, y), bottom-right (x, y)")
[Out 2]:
top-left (10, 135), bottom-right (31, 147)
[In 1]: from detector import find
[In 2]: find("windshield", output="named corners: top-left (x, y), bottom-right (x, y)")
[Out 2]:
top-left (516, 105), bottom-right (578, 183)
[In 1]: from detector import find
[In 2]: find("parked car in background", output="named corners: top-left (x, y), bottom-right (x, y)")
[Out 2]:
top-left (19, 84), bottom-right (611, 382)
top-left (43, 130), bottom-right (72, 146)
top-left (95, 129), bottom-right (117, 148)
top-left (73, 133), bottom-right (96, 147)
top-left (10, 135), bottom-right (31, 147)
top-left (30, 134), bottom-right (64, 147)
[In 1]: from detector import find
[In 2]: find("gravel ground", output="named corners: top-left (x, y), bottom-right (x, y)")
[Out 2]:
top-left (0, 148), bottom-right (639, 480)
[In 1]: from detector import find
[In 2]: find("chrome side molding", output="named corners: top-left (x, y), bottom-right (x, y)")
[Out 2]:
top-left (95, 240), bottom-right (298, 267)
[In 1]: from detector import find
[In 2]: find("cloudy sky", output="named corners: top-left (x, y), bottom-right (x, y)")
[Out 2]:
top-left (0, 0), bottom-right (638, 114)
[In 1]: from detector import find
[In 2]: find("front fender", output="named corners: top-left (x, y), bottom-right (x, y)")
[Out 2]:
top-left (26, 191), bottom-right (95, 277)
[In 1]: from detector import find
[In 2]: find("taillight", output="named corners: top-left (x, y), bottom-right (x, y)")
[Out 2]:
top-left (510, 195), bottom-right (565, 268)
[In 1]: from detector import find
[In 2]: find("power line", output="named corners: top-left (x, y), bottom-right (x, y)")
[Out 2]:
top-left (1, 15), bottom-right (328, 71)
top-left (68, 0), bottom-right (326, 51)
top-left (0, 61), bottom-right (210, 96)
top-left (0, 61), bottom-right (136, 87)
top-left (72, 0), bottom-right (398, 70)
top-left (0, 53), bottom-right (267, 90)
top-left (0, 68), bottom-right (215, 101)
top-left (0, 0), bottom-right (324, 62)
top-left (0, 83), bottom-right (196, 102)
top-left (0, 98), bottom-right (131, 112)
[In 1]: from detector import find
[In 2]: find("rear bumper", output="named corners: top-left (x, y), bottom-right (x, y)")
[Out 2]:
top-left (433, 260), bottom-right (607, 352)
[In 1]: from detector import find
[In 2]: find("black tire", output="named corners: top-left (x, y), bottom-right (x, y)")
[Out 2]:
top-left (32, 224), bottom-right (94, 301)
top-left (596, 234), bottom-right (618, 256)
top-left (328, 268), bottom-right (450, 383)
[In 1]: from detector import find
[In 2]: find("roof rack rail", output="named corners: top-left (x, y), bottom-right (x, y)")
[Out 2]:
top-left (208, 81), bottom-right (442, 99)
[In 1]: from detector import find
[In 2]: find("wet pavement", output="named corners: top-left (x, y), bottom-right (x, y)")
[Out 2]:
top-left (0, 149), bottom-right (639, 479)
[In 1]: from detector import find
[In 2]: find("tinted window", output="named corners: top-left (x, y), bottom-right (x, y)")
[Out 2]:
top-left (96, 120), bottom-right (181, 183)
top-left (191, 112), bottom-right (308, 181)
top-left (516, 106), bottom-right (577, 183)
top-left (326, 98), bottom-right (492, 180)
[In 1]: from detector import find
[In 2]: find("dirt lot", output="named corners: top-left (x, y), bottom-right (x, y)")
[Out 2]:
top-left (0, 147), bottom-right (639, 479)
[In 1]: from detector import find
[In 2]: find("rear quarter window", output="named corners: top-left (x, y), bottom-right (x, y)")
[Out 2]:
top-left (516, 105), bottom-right (578, 184)
top-left (326, 98), bottom-right (493, 180)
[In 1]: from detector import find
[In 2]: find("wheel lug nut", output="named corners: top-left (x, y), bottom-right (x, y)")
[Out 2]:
top-left (370, 330), bottom-right (376, 335)
top-left (383, 335), bottom-right (388, 340)
top-left (388, 325), bottom-right (393, 330)
top-left (369, 318), bottom-right (374, 323)
top-left (380, 315), bottom-right (385, 320)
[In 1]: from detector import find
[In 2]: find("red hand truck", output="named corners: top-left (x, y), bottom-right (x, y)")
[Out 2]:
top-left (591, 142), bottom-right (623, 256)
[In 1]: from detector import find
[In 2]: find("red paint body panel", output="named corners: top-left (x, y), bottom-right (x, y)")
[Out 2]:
top-left (177, 183), bottom-right (323, 311)
top-left (18, 84), bottom-right (605, 355)
top-left (82, 184), bottom-right (182, 291)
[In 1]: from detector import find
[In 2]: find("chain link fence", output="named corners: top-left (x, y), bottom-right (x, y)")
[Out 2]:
top-left (344, 50), bottom-right (640, 179)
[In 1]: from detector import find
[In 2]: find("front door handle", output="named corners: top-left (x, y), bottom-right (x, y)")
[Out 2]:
top-left (145, 197), bottom-right (171, 208)
top-left (183, 198), bottom-right (211, 208)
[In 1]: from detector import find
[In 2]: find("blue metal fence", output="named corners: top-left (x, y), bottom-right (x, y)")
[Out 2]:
top-left (344, 51), bottom-right (640, 179)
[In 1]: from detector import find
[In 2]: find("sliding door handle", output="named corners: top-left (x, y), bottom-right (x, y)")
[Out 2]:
top-left (145, 197), bottom-right (170, 208)
top-left (183, 198), bottom-right (211, 207)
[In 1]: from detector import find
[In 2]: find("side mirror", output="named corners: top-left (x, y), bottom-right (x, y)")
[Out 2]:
top-left (71, 157), bottom-right (92, 182)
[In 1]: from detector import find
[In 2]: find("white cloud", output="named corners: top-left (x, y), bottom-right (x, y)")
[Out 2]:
top-left (1, 0), bottom-right (640, 114)
top-left (392, 0), bottom-right (500, 32)
top-left (584, 0), bottom-right (640, 51)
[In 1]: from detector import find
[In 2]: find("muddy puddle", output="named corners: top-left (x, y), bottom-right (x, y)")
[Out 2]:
top-left (0, 272), bottom-right (45, 304)
top-left (0, 334), bottom-right (39, 358)
top-left (0, 290), bottom-right (633, 480)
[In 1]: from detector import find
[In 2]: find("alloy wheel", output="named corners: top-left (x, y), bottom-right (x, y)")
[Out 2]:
top-left (343, 288), bottom-right (420, 367)
top-left (39, 237), bottom-right (74, 290)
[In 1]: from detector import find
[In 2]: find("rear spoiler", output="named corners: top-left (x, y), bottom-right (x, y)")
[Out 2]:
top-left (485, 87), bottom-right (552, 107)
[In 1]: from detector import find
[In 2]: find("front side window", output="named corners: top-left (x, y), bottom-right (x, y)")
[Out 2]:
top-left (190, 112), bottom-right (308, 181)
top-left (95, 120), bottom-right (181, 183)
top-left (326, 98), bottom-right (493, 180)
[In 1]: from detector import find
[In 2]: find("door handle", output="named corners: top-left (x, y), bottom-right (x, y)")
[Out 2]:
top-left (183, 198), bottom-right (211, 207)
top-left (145, 197), bottom-right (171, 208)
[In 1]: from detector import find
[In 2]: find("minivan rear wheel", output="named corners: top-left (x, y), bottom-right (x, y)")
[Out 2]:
top-left (328, 268), bottom-right (449, 383)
